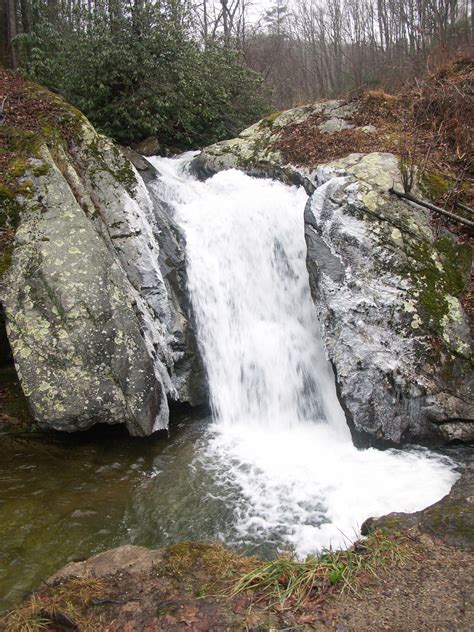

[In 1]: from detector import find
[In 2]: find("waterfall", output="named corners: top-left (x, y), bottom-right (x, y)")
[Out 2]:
top-left (149, 153), bottom-right (458, 556)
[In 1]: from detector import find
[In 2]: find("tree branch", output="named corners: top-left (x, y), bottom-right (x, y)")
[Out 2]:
top-left (388, 187), bottom-right (474, 230)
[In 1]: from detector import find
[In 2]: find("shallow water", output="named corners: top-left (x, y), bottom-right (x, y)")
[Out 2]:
top-left (0, 414), bottom-right (210, 610)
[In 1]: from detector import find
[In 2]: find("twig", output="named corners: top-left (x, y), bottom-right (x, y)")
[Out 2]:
top-left (389, 187), bottom-right (474, 229)
top-left (455, 201), bottom-right (474, 216)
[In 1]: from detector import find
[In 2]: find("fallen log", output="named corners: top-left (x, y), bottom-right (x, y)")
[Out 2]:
top-left (388, 187), bottom-right (474, 229)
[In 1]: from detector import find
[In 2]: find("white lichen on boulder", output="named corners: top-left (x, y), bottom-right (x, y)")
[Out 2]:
top-left (1, 108), bottom-right (205, 435)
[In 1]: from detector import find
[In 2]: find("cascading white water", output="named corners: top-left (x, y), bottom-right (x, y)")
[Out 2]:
top-left (149, 153), bottom-right (458, 556)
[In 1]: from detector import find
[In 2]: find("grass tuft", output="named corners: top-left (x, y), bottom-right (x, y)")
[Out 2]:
top-left (231, 530), bottom-right (408, 609)
top-left (1, 578), bottom-right (107, 632)
top-left (2, 596), bottom-right (51, 632)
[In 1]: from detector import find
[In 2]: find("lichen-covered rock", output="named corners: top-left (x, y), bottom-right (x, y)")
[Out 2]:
top-left (304, 153), bottom-right (472, 445)
top-left (191, 100), bottom-right (360, 185)
top-left (1, 111), bottom-right (205, 434)
top-left (2, 147), bottom-right (166, 435)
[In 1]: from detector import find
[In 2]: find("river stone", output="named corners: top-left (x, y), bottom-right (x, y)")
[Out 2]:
top-left (362, 464), bottom-right (474, 550)
top-left (133, 136), bottom-right (161, 157)
top-left (47, 545), bottom-right (165, 583)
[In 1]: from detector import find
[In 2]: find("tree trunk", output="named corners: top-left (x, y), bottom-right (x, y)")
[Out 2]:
top-left (0, 0), bottom-right (8, 67)
top-left (6, 0), bottom-right (18, 70)
top-left (19, 0), bottom-right (30, 33)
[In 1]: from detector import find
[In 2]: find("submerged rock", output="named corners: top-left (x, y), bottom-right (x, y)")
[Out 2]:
top-left (0, 90), bottom-right (205, 435)
top-left (193, 104), bottom-right (473, 446)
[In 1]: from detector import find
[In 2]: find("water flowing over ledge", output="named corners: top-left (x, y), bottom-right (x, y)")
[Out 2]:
top-left (149, 153), bottom-right (458, 556)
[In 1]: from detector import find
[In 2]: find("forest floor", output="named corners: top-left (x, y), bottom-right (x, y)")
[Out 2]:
top-left (273, 55), bottom-right (473, 214)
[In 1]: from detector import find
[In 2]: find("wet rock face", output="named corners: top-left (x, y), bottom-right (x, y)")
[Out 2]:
top-left (304, 153), bottom-right (473, 446)
top-left (147, 184), bottom-right (206, 406)
top-left (1, 122), bottom-right (205, 435)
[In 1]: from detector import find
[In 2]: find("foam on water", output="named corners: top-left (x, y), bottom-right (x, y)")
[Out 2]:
top-left (150, 153), bottom-right (458, 555)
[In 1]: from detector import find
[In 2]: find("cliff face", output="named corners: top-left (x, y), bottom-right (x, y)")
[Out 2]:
top-left (193, 102), bottom-right (473, 446)
top-left (0, 76), bottom-right (205, 435)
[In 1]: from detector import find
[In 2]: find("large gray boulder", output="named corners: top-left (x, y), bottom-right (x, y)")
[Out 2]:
top-left (304, 153), bottom-right (472, 445)
top-left (1, 115), bottom-right (204, 435)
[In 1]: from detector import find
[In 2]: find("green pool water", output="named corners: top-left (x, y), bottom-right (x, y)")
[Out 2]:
top-left (0, 411), bottom-right (227, 611)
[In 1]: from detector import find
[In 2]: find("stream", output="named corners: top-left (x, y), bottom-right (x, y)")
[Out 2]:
top-left (0, 154), bottom-right (464, 611)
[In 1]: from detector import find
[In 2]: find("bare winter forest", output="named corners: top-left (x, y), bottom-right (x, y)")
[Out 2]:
top-left (3, 0), bottom-right (473, 105)
top-left (1, 1), bottom-right (473, 151)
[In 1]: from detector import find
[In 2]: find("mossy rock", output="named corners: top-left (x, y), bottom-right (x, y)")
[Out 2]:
top-left (404, 232), bottom-right (471, 352)
top-left (362, 465), bottom-right (474, 550)
top-left (259, 110), bottom-right (282, 129)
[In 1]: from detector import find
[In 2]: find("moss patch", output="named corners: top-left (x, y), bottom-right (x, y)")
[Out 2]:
top-left (0, 243), bottom-right (13, 278)
top-left (259, 110), bottom-right (282, 129)
top-left (405, 234), bottom-right (471, 344)
top-left (81, 137), bottom-right (137, 196)
top-left (420, 170), bottom-right (452, 200)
